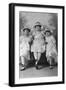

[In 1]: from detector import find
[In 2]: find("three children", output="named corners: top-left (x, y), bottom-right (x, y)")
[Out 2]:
top-left (20, 22), bottom-right (58, 70)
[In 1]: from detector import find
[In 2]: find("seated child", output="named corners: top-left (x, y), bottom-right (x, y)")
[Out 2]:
top-left (20, 27), bottom-right (32, 71)
top-left (44, 28), bottom-right (58, 69)
top-left (31, 22), bottom-right (46, 69)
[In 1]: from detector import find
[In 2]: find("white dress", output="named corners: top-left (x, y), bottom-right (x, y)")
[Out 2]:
top-left (31, 31), bottom-right (45, 53)
top-left (20, 35), bottom-right (31, 60)
top-left (45, 35), bottom-right (57, 62)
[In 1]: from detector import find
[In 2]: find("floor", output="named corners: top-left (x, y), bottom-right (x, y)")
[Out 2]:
top-left (19, 64), bottom-right (58, 78)
top-left (19, 53), bottom-right (58, 78)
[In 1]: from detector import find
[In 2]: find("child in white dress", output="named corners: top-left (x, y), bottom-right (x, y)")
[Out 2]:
top-left (45, 29), bottom-right (57, 69)
top-left (20, 27), bottom-right (32, 71)
top-left (31, 22), bottom-right (46, 69)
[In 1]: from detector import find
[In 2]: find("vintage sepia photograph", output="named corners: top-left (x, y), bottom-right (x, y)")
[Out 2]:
top-left (19, 11), bottom-right (58, 78)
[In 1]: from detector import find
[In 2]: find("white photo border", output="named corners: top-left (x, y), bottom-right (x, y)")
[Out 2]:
top-left (14, 5), bottom-right (63, 84)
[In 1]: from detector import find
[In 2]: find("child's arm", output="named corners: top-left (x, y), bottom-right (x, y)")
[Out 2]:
top-left (19, 36), bottom-right (23, 44)
top-left (44, 35), bottom-right (48, 45)
top-left (51, 36), bottom-right (56, 44)
top-left (29, 35), bottom-right (34, 45)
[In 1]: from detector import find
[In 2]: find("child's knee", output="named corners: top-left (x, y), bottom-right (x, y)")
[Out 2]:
top-left (34, 52), bottom-right (38, 60)
top-left (47, 56), bottom-right (56, 65)
top-left (21, 56), bottom-right (25, 65)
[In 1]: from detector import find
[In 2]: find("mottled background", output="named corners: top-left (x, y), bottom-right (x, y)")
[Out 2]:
top-left (19, 11), bottom-right (58, 48)
top-left (19, 12), bottom-right (58, 78)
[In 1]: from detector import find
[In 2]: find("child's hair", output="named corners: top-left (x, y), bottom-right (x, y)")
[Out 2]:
top-left (23, 28), bottom-right (30, 32)
top-left (44, 30), bottom-right (52, 35)
top-left (34, 22), bottom-right (41, 28)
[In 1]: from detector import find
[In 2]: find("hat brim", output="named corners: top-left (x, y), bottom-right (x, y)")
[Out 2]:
top-left (23, 28), bottom-right (30, 32)
top-left (34, 25), bottom-right (41, 28)
top-left (44, 30), bottom-right (52, 34)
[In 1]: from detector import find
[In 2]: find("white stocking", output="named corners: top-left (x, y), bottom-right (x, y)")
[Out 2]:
top-left (34, 52), bottom-right (38, 60)
top-left (37, 53), bottom-right (41, 60)
top-left (34, 52), bottom-right (41, 64)
top-left (21, 56), bottom-right (25, 65)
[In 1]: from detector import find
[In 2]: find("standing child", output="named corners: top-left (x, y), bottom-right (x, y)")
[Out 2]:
top-left (45, 28), bottom-right (58, 69)
top-left (31, 22), bottom-right (46, 69)
top-left (20, 27), bottom-right (32, 71)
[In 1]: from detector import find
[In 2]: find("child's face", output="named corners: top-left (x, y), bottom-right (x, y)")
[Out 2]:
top-left (46, 32), bottom-right (50, 37)
top-left (35, 26), bottom-right (41, 31)
top-left (24, 30), bottom-right (29, 36)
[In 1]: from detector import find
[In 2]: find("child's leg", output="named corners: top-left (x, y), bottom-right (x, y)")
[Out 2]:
top-left (47, 56), bottom-right (54, 69)
top-left (21, 56), bottom-right (24, 65)
top-left (20, 56), bottom-right (26, 71)
top-left (38, 52), bottom-right (41, 60)
top-left (34, 52), bottom-right (41, 69)
top-left (34, 52), bottom-right (38, 60)
top-left (34, 52), bottom-right (41, 60)
top-left (51, 52), bottom-right (58, 64)
top-left (35, 52), bottom-right (41, 64)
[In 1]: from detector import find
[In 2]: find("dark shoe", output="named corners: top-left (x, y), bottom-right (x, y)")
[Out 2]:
top-left (49, 65), bottom-right (54, 69)
top-left (35, 60), bottom-right (40, 69)
top-left (35, 63), bottom-right (39, 69)
top-left (36, 65), bottom-right (39, 69)
top-left (20, 66), bottom-right (26, 71)
top-left (20, 64), bottom-right (26, 71)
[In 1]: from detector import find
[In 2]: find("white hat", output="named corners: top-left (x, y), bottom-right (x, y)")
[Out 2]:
top-left (23, 26), bottom-right (31, 32)
top-left (34, 22), bottom-right (41, 27)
